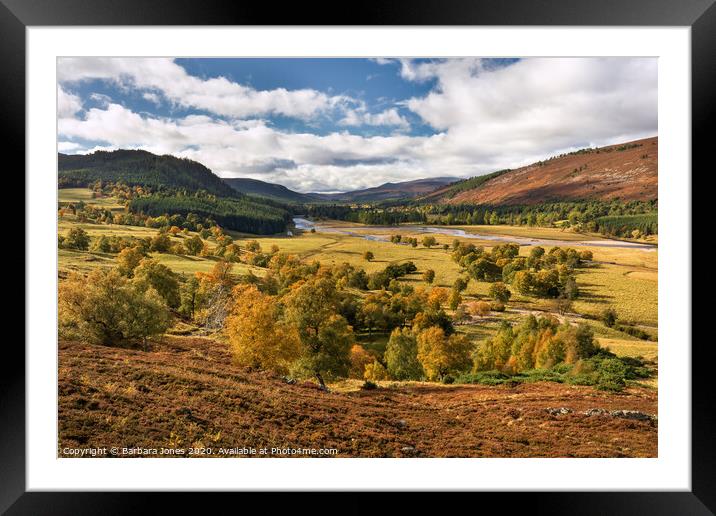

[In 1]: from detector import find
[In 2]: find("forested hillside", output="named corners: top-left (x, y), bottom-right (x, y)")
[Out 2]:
top-left (59, 150), bottom-right (238, 198)
top-left (129, 194), bottom-right (291, 235)
top-left (224, 177), bottom-right (319, 203)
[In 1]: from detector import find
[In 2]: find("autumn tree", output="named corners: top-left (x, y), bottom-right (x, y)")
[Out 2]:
top-left (178, 275), bottom-right (200, 319)
top-left (184, 235), bottom-right (204, 256)
top-left (150, 233), bottom-right (172, 253)
top-left (116, 246), bottom-right (146, 277)
top-left (363, 251), bottom-right (374, 262)
top-left (245, 240), bottom-right (261, 253)
top-left (349, 344), bottom-right (374, 379)
top-left (63, 227), bottom-right (90, 250)
top-left (448, 289), bottom-right (462, 310)
top-left (488, 282), bottom-right (512, 303)
top-left (225, 284), bottom-right (300, 374)
top-left (422, 269), bottom-right (435, 284)
top-left (195, 261), bottom-right (235, 329)
top-left (58, 269), bottom-right (171, 348)
top-left (600, 307), bottom-right (618, 327)
top-left (452, 277), bottom-right (469, 292)
top-left (384, 328), bottom-right (423, 380)
top-left (283, 277), bottom-right (353, 388)
top-left (427, 287), bottom-right (449, 310)
top-left (364, 359), bottom-right (389, 381)
top-left (416, 326), bottom-right (472, 381)
top-left (132, 258), bottom-right (181, 308)
top-left (421, 236), bottom-right (437, 248)
top-left (467, 300), bottom-right (492, 318)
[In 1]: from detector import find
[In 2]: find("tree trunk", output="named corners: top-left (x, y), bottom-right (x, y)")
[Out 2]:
top-left (315, 372), bottom-right (328, 391)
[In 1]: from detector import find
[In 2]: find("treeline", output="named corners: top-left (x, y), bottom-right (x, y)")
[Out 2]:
top-left (433, 169), bottom-right (512, 200)
top-left (593, 213), bottom-right (657, 239)
top-left (129, 194), bottom-right (291, 235)
top-left (302, 199), bottom-right (657, 237)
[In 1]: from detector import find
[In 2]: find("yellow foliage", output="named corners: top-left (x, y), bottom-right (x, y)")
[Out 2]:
top-left (225, 284), bottom-right (300, 374)
top-left (416, 326), bottom-right (472, 381)
top-left (349, 345), bottom-right (374, 379)
top-left (466, 301), bottom-right (492, 317)
top-left (364, 359), bottom-right (388, 381)
top-left (427, 287), bottom-right (449, 309)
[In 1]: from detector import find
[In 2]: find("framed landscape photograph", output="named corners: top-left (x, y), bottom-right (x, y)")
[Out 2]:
top-left (7, 0), bottom-right (713, 512)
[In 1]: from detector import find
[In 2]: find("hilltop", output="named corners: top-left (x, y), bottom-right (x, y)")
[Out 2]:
top-left (223, 177), bottom-right (319, 203)
top-left (59, 149), bottom-right (238, 198)
top-left (319, 177), bottom-right (460, 203)
top-left (425, 137), bottom-right (657, 206)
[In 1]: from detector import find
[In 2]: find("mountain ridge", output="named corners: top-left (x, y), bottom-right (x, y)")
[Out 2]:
top-left (424, 136), bottom-right (658, 206)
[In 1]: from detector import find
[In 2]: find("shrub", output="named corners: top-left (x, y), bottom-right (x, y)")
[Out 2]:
top-left (364, 359), bottom-right (389, 381)
top-left (422, 269), bottom-right (435, 284)
top-left (349, 344), bottom-right (375, 379)
top-left (602, 307), bottom-right (618, 328)
top-left (63, 227), bottom-right (91, 250)
top-left (361, 380), bottom-right (378, 390)
top-left (488, 282), bottom-right (512, 303)
top-left (616, 324), bottom-right (653, 341)
top-left (58, 269), bottom-right (171, 348)
top-left (467, 301), bottom-right (492, 317)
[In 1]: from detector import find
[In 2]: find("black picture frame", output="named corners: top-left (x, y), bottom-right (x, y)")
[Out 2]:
top-left (4, 0), bottom-right (710, 513)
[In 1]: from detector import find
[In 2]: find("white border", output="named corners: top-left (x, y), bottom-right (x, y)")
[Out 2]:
top-left (27, 27), bottom-right (691, 491)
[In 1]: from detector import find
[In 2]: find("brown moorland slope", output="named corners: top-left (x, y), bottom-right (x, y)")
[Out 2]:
top-left (428, 136), bottom-right (657, 206)
top-left (59, 337), bottom-right (657, 458)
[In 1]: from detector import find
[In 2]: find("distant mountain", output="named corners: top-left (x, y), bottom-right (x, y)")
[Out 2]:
top-left (317, 177), bottom-right (461, 203)
top-left (223, 177), bottom-right (319, 203)
top-left (423, 137), bottom-right (658, 205)
top-left (58, 149), bottom-right (238, 198)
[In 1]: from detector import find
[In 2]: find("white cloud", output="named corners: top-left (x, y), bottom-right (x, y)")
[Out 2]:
top-left (57, 85), bottom-right (82, 118)
top-left (58, 141), bottom-right (82, 152)
top-left (142, 92), bottom-right (162, 105)
top-left (58, 57), bottom-right (351, 120)
top-left (57, 58), bottom-right (658, 193)
top-left (339, 107), bottom-right (409, 129)
top-left (403, 57), bottom-right (657, 154)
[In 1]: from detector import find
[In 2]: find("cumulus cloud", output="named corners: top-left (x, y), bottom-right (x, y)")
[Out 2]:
top-left (339, 107), bottom-right (409, 130)
top-left (403, 57), bottom-right (657, 153)
top-left (58, 141), bottom-right (83, 152)
top-left (57, 57), bottom-right (351, 120)
top-left (57, 85), bottom-right (82, 118)
top-left (57, 57), bottom-right (657, 193)
top-left (142, 92), bottom-right (162, 105)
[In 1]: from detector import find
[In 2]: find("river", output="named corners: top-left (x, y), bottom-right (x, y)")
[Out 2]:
top-left (292, 217), bottom-right (656, 251)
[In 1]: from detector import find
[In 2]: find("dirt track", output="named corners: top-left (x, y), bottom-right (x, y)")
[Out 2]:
top-left (59, 337), bottom-right (657, 458)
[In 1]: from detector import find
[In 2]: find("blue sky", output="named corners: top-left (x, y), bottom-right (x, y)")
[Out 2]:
top-left (58, 57), bottom-right (657, 193)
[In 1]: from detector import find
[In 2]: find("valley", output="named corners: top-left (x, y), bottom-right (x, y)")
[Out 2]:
top-left (56, 136), bottom-right (659, 459)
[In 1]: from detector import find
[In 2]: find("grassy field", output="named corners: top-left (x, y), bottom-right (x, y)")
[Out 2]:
top-left (57, 188), bottom-right (658, 354)
top-left (597, 338), bottom-right (658, 362)
top-left (59, 219), bottom-right (659, 326)
top-left (59, 188), bottom-right (126, 210)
